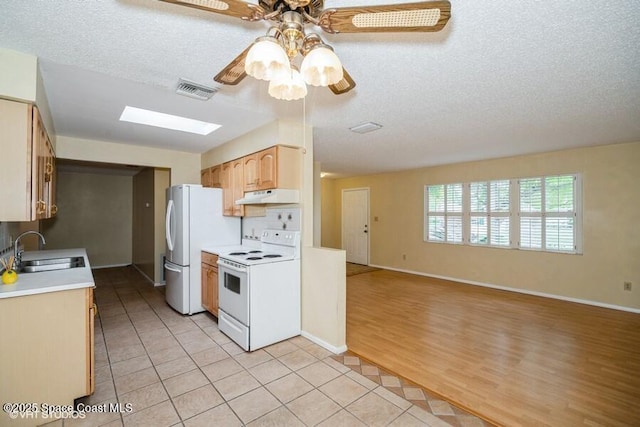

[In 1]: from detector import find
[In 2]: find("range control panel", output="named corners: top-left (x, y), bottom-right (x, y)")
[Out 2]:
top-left (261, 230), bottom-right (300, 247)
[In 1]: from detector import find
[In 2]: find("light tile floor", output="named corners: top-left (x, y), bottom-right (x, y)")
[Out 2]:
top-left (42, 266), bottom-right (488, 426)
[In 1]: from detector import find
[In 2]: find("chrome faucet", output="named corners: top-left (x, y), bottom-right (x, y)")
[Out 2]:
top-left (13, 231), bottom-right (46, 270)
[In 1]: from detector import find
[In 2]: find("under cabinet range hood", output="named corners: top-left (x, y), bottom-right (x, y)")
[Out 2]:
top-left (236, 189), bottom-right (300, 205)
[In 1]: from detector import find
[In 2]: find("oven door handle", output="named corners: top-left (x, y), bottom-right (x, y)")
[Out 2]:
top-left (217, 260), bottom-right (247, 273)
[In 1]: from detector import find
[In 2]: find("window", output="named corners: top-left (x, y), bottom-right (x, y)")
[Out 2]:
top-left (424, 174), bottom-right (581, 254)
top-left (425, 183), bottom-right (463, 243)
top-left (519, 175), bottom-right (579, 252)
top-left (469, 180), bottom-right (511, 247)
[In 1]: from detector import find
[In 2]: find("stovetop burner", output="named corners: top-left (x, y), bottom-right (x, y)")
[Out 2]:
top-left (229, 252), bottom-right (247, 256)
top-left (263, 254), bottom-right (282, 258)
top-left (249, 250), bottom-right (262, 254)
top-left (246, 256), bottom-right (263, 260)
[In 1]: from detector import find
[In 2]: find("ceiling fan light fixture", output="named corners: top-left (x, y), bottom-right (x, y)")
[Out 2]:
top-left (244, 36), bottom-right (291, 81)
top-left (301, 43), bottom-right (343, 86)
top-left (268, 66), bottom-right (307, 101)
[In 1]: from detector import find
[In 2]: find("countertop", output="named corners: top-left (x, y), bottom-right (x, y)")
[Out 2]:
top-left (201, 244), bottom-right (248, 256)
top-left (0, 248), bottom-right (95, 299)
top-left (202, 239), bottom-right (261, 256)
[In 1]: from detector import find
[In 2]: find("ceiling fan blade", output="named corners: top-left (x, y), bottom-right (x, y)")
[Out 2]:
top-left (329, 68), bottom-right (356, 95)
top-left (317, 1), bottom-right (451, 33)
top-left (159, 0), bottom-right (263, 20)
top-left (213, 45), bottom-right (251, 85)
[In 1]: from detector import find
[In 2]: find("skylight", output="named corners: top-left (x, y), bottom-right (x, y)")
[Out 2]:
top-left (119, 106), bottom-right (221, 135)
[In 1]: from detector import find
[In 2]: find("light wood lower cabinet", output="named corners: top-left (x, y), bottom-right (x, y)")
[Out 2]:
top-left (0, 287), bottom-right (95, 427)
top-left (201, 252), bottom-right (219, 316)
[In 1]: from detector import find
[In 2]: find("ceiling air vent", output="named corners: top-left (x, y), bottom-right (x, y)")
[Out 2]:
top-left (176, 78), bottom-right (219, 101)
top-left (349, 122), bottom-right (383, 134)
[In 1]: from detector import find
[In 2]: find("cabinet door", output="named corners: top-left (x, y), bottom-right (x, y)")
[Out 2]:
top-left (44, 135), bottom-right (56, 217)
top-left (33, 109), bottom-right (48, 219)
top-left (201, 252), bottom-right (219, 316)
top-left (232, 159), bottom-right (245, 217)
top-left (210, 165), bottom-right (222, 188)
top-left (257, 147), bottom-right (277, 190)
top-left (86, 287), bottom-right (95, 396)
top-left (243, 154), bottom-right (259, 192)
top-left (49, 145), bottom-right (57, 217)
top-left (32, 107), bottom-right (56, 220)
top-left (201, 168), bottom-right (212, 187)
top-left (221, 162), bottom-right (234, 216)
top-left (210, 266), bottom-right (218, 316)
top-left (201, 264), bottom-right (211, 312)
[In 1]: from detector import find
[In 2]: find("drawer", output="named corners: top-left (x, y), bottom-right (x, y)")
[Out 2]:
top-left (202, 251), bottom-right (218, 267)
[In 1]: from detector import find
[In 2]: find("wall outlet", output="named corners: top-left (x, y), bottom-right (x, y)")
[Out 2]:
top-left (624, 282), bottom-right (632, 291)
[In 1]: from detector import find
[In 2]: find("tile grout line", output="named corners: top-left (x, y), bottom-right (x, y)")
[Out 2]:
top-left (91, 267), bottom-right (485, 426)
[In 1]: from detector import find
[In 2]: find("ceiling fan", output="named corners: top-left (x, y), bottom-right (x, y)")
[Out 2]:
top-left (160, 0), bottom-right (451, 99)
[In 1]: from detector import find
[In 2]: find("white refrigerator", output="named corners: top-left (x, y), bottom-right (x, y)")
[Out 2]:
top-left (164, 184), bottom-right (240, 314)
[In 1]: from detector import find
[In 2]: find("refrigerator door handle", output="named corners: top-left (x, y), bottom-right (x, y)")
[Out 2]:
top-left (166, 199), bottom-right (175, 252)
top-left (164, 262), bottom-right (181, 273)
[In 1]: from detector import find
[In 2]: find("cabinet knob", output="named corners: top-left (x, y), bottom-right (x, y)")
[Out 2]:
top-left (51, 204), bottom-right (58, 215)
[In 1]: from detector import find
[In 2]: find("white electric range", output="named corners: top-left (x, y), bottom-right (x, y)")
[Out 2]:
top-left (217, 229), bottom-right (301, 351)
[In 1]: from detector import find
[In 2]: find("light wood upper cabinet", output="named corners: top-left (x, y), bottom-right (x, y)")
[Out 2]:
top-left (221, 162), bottom-right (234, 215)
top-left (257, 147), bottom-right (277, 189)
top-left (222, 161), bottom-right (244, 216)
top-left (231, 159), bottom-right (245, 217)
top-left (217, 145), bottom-right (301, 216)
top-left (201, 167), bottom-right (212, 187)
top-left (210, 164), bottom-right (222, 188)
top-left (35, 112), bottom-right (56, 219)
top-left (243, 146), bottom-right (300, 192)
top-left (0, 99), bottom-right (57, 221)
top-left (201, 165), bottom-right (222, 188)
top-left (243, 154), bottom-right (259, 192)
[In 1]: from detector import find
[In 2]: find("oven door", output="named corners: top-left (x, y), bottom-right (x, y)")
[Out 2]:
top-left (218, 260), bottom-right (249, 326)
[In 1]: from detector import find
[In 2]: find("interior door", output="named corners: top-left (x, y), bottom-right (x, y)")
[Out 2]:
top-left (342, 188), bottom-right (369, 265)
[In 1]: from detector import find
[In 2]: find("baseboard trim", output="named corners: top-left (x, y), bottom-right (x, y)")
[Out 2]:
top-left (91, 263), bottom-right (130, 269)
top-left (131, 264), bottom-right (157, 285)
top-left (369, 264), bottom-right (640, 314)
top-left (300, 331), bottom-right (348, 354)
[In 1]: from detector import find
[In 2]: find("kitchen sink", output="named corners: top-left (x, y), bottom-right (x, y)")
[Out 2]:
top-left (19, 256), bottom-right (86, 273)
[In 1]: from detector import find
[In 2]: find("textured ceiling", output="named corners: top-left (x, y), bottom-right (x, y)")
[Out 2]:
top-left (1, 0), bottom-right (639, 177)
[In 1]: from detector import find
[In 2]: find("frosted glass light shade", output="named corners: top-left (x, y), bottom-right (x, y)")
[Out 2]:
top-left (268, 68), bottom-right (307, 101)
top-left (301, 46), bottom-right (343, 86)
top-left (245, 37), bottom-right (290, 81)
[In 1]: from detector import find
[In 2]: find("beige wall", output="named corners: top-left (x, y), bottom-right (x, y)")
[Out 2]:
top-left (202, 120), bottom-right (347, 351)
top-left (302, 247), bottom-right (346, 353)
top-left (323, 142), bottom-right (640, 311)
top-left (321, 178), bottom-right (341, 249)
top-left (41, 170), bottom-right (133, 267)
top-left (0, 48), bottom-right (37, 103)
top-left (0, 48), bottom-right (55, 140)
top-left (56, 136), bottom-right (199, 185)
top-left (133, 168), bottom-right (155, 280)
top-left (155, 169), bottom-right (171, 283)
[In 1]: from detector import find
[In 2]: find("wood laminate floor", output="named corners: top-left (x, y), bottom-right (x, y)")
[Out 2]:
top-left (346, 269), bottom-right (640, 427)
